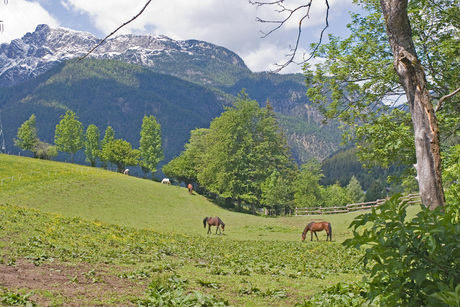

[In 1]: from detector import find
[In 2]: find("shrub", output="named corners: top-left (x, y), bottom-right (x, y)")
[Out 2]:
top-left (343, 194), bottom-right (460, 306)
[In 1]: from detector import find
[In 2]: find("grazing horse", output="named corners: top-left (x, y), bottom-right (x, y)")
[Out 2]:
top-left (301, 221), bottom-right (332, 241)
top-left (123, 169), bottom-right (129, 175)
top-left (188, 183), bottom-right (193, 195)
top-left (161, 178), bottom-right (171, 185)
top-left (203, 216), bottom-right (225, 235)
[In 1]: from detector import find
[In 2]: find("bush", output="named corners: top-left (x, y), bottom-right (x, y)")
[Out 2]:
top-left (343, 195), bottom-right (460, 306)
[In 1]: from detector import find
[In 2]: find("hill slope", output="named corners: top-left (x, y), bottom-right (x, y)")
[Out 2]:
top-left (0, 154), bottom-right (365, 241)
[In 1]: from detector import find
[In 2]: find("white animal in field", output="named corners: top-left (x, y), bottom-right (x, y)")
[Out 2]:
top-left (123, 169), bottom-right (129, 175)
top-left (161, 178), bottom-right (171, 185)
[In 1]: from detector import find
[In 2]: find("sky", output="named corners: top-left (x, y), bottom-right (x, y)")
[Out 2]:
top-left (0, 0), bottom-right (355, 74)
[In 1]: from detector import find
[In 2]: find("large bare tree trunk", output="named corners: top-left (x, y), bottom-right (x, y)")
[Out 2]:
top-left (380, 0), bottom-right (445, 209)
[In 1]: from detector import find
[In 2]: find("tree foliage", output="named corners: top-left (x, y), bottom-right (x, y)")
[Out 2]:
top-left (163, 128), bottom-right (208, 184)
top-left (344, 195), bottom-right (460, 306)
top-left (139, 115), bottom-right (163, 177)
top-left (164, 92), bottom-right (297, 212)
top-left (345, 175), bottom-right (365, 203)
top-left (34, 141), bottom-right (58, 160)
top-left (100, 126), bottom-right (116, 166)
top-left (84, 124), bottom-right (101, 167)
top-left (198, 93), bottom-right (296, 212)
top-left (54, 110), bottom-right (85, 163)
top-left (293, 160), bottom-right (323, 208)
top-left (304, 0), bottom-right (459, 209)
top-left (14, 114), bottom-right (39, 154)
top-left (101, 139), bottom-right (140, 173)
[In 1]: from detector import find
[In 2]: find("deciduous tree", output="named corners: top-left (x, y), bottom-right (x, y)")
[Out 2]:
top-left (346, 176), bottom-right (365, 203)
top-left (101, 139), bottom-right (140, 173)
top-left (198, 92), bottom-right (296, 213)
top-left (293, 160), bottom-right (324, 208)
top-left (84, 124), bottom-right (101, 167)
top-left (254, 0), bottom-right (459, 209)
top-left (14, 114), bottom-right (39, 154)
top-left (139, 115), bottom-right (163, 177)
top-left (100, 126), bottom-right (115, 166)
top-left (54, 110), bottom-right (85, 163)
top-left (302, 0), bottom-right (459, 209)
top-left (163, 128), bottom-right (209, 184)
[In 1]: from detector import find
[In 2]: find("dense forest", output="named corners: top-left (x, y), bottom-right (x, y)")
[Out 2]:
top-left (0, 58), bottom-right (342, 170)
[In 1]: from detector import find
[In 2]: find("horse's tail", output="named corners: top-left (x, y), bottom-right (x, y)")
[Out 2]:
top-left (328, 222), bottom-right (332, 239)
top-left (203, 217), bottom-right (208, 228)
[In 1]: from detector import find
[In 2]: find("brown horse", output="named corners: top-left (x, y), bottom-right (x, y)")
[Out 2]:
top-left (301, 221), bottom-right (332, 241)
top-left (188, 183), bottom-right (194, 195)
top-left (203, 216), bottom-right (225, 234)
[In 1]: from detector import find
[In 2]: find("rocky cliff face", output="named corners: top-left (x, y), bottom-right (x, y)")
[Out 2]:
top-left (0, 24), bottom-right (249, 88)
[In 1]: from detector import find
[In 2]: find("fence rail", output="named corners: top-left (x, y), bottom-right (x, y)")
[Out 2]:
top-left (295, 193), bottom-right (421, 216)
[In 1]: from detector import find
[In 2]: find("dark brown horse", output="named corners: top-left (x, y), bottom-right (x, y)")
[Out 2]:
top-left (203, 216), bottom-right (225, 234)
top-left (188, 183), bottom-right (194, 195)
top-left (301, 221), bottom-right (332, 241)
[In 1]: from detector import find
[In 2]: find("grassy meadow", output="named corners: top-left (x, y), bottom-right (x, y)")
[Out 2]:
top-left (0, 154), bottom-right (420, 306)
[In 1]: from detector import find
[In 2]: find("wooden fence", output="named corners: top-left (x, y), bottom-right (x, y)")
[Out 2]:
top-left (295, 193), bottom-right (421, 216)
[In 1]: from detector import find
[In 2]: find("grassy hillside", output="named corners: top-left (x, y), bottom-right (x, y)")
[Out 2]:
top-left (0, 155), bottom-right (424, 305)
top-left (0, 154), bottom-right (365, 242)
top-left (0, 154), bottom-right (365, 305)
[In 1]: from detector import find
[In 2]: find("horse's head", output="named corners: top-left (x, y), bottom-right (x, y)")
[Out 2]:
top-left (221, 224), bottom-right (225, 232)
top-left (301, 232), bottom-right (306, 241)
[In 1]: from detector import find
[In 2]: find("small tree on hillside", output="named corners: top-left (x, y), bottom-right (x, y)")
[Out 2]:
top-left (101, 139), bottom-right (140, 173)
top-left (163, 128), bottom-right (209, 185)
top-left (84, 124), bottom-right (101, 167)
top-left (293, 160), bottom-right (323, 208)
top-left (346, 176), bottom-right (365, 203)
top-left (100, 126), bottom-right (115, 167)
top-left (321, 183), bottom-right (351, 207)
top-left (14, 114), bottom-right (39, 155)
top-left (139, 115), bottom-right (163, 178)
top-left (54, 110), bottom-right (85, 163)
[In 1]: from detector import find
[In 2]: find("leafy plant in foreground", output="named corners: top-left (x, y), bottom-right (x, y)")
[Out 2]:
top-left (134, 274), bottom-right (229, 306)
top-left (344, 195), bottom-right (460, 306)
top-left (295, 282), bottom-right (371, 307)
top-left (0, 288), bottom-right (35, 306)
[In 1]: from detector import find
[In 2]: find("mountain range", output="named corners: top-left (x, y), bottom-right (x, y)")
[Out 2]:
top-left (0, 24), bottom-right (343, 172)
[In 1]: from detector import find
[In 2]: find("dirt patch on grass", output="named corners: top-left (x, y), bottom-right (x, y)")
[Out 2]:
top-left (0, 259), bottom-right (146, 306)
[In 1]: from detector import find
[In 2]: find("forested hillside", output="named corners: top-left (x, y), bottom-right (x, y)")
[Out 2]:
top-left (0, 58), bottom-right (342, 170)
top-left (0, 59), bottom-right (228, 167)
top-left (320, 147), bottom-right (406, 200)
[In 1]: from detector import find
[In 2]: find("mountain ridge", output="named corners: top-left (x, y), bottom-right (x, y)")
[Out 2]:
top-left (0, 24), bottom-right (343, 168)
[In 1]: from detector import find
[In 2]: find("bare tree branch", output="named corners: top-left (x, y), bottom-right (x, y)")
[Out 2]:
top-left (250, 0), bottom-right (330, 73)
top-left (79, 0), bottom-right (153, 60)
top-left (435, 86), bottom-right (460, 112)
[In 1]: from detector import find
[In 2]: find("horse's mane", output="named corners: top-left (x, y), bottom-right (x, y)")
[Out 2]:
top-left (218, 217), bottom-right (225, 226)
top-left (302, 222), bottom-right (316, 235)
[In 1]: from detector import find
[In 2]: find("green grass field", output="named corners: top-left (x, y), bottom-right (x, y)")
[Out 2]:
top-left (0, 154), bottom-right (420, 305)
top-left (0, 154), bottom-right (370, 242)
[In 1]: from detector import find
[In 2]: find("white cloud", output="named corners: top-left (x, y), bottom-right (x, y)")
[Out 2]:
top-left (0, 0), bottom-right (59, 44)
top-left (1, 0), bottom-right (354, 73)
